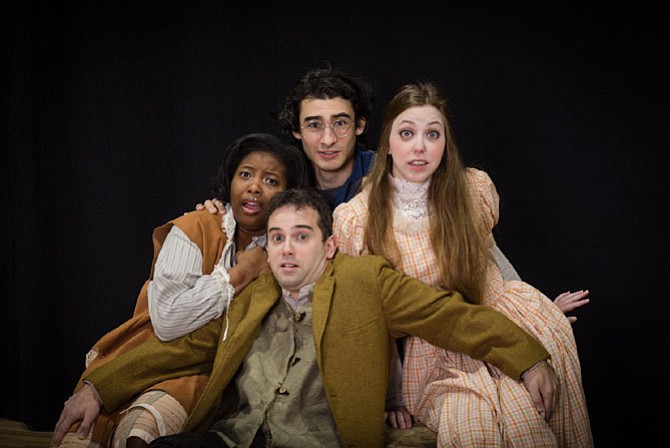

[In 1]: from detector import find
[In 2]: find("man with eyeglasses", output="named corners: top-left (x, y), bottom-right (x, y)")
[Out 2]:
top-left (200, 63), bottom-right (373, 213)
top-left (275, 62), bottom-right (376, 210)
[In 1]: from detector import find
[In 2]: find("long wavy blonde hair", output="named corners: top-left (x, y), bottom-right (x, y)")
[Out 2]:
top-left (363, 81), bottom-right (490, 304)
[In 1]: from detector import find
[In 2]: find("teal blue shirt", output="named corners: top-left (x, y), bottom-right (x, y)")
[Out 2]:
top-left (320, 149), bottom-right (375, 210)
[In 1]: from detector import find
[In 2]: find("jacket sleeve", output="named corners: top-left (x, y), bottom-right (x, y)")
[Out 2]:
top-left (374, 258), bottom-right (549, 380)
top-left (86, 317), bottom-right (222, 412)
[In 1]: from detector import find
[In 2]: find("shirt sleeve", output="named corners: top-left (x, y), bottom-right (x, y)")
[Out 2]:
top-left (148, 226), bottom-right (233, 341)
top-left (490, 243), bottom-right (522, 281)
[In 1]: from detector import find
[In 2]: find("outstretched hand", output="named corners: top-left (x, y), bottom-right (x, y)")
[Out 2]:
top-left (51, 383), bottom-right (102, 447)
top-left (194, 198), bottom-right (226, 215)
top-left (554, 290), bottom-right (590, 323)
top-left (521, 360), bottom-right (558, 421)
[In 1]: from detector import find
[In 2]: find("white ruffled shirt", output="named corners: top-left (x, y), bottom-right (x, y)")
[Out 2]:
top-left (148, 204), bottom-right (266, 341)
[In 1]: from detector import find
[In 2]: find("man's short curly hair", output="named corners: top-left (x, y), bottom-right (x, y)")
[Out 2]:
top-left (276, 62), bottom-right (374, 148)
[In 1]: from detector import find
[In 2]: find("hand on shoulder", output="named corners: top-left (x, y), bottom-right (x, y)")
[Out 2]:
top-left (194, 198), bottom-right (226, 215)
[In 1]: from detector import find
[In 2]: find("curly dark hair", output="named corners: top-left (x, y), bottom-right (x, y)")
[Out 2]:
top-left (211, 133), bottom-right (312, 203)
top-left (266, 188), bottom-right (333, 241)
top-left (276, 62), bottom-right (374, 148)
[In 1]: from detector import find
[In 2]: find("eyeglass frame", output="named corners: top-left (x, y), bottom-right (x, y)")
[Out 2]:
top-left (299, 116), bottom-right (355, 138)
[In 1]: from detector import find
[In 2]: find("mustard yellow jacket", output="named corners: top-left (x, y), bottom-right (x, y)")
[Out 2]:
top-left (88, 252), bottom-right (549, 448)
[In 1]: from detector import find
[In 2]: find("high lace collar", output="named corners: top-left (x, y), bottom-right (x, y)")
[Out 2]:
top-left (389, 175), bottom-right (431, 220)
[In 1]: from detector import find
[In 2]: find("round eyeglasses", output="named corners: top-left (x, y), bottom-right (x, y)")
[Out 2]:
top-left (300, 118), bottom-right (353, 138)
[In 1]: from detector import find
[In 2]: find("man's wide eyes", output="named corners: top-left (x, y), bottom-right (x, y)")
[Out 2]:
top-left (270, 233), bottom-right (310, 242)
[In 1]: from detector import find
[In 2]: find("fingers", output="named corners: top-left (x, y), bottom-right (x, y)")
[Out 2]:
top-left (51, 385), bottom-right (102, 447)
top-left (194, 199), bottom-right (225, 215)
top-left (50, 415), bottom-right (68, 446)
top-left (213, 199), bottom-right (226, 214)
top-left (554, 290), bottom-right (590, 313)
top-left (398, 409), bottom-right (413, 429)
top-left (530, 387), bottom-right (546, 419)
top-left (522, 361), bottom-right (559, 422)
top-left (203, 200), bottom-right (218, 214)
top-left (386, 411), bottom-right (399, 428)
top-left (395, 411), bottom-right (409, 429)
top-left (385, 407), bottom-right (413, 429)
top-left (555, 291), bottom-right (570, 299)
top-left (77, 409), bottom-right (98, 439)
top-left (539, 378), bottom-right (556, 421)
top-left (193, 199), bottom-right (221, 214)
top-left (51, 409), bottom-right (79, 447)
top-left (529, 384), bottom-right (555, 421)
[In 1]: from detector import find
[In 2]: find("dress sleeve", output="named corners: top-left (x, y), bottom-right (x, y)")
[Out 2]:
top-left (467, 168), bottom-right (522, 280)
top-left (332, 199), bottom-right (369, 257)
top-left (148, 226), bottom-right (231, 341)
top-left (466, 168), bottom-right (500, 248)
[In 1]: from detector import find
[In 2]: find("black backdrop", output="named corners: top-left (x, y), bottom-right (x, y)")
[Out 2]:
top-left (5, 2), bottom-right (668, 446)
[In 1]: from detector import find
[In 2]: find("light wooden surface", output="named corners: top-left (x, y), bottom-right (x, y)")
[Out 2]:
top-left (0, 417), bottom-right (436, 447)
top-left (0, 419), bottom-right (53, 448)
top-left (385, 422), bottom-right (438, 447)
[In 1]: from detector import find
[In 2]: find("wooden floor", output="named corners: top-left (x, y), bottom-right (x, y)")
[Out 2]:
top-left (0, 417), bottom-right (436, 447)
top-left (0, 419), bottom-right (52, 448)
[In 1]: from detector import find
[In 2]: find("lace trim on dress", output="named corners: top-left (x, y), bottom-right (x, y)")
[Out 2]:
top-left (389, 175), bottom-right (431, 219)
top-left (389, 175), bottom-right (431, 231)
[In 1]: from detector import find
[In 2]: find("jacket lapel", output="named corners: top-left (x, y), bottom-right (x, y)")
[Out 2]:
top-left (211, 275), bottom-right (281, 378)
top-left (311, 261), bottom-right (335, 362)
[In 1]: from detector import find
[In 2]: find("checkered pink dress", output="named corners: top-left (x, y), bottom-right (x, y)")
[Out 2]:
top-left (333, 168), bottom-right (593, 447)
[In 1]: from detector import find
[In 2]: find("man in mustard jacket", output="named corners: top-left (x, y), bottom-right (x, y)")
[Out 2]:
top-left (53, 188), bottom-right (557, 448)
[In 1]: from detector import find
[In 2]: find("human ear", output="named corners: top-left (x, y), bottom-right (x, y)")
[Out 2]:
top-left (325, 235), bottom-right (337, 259)
top-left (355, 117), bottom-right (366, 135)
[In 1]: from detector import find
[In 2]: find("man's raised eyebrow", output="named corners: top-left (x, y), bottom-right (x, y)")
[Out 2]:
top-left (268, 224), bottom-right (314, 232)
top-left (293, 224), bottom-right (314, 230)
top-left (303, 112), bottom-right (352, 122)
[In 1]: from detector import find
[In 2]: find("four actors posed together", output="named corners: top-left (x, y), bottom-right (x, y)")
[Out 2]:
top-left (51, 64), bottom-right (593, 448)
